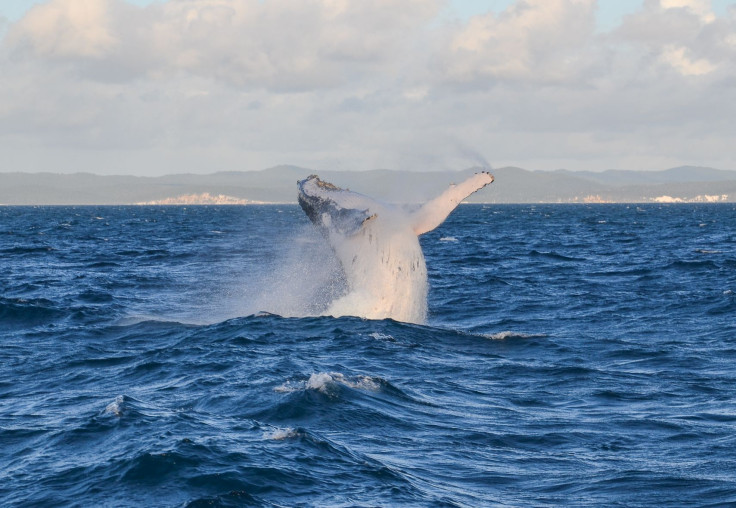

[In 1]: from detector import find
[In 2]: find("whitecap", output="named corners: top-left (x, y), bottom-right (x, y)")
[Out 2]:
top-left (369, 332), bottom-right (396, 342)
top-left (306, 372), bottom-right (334, 392)
top-left (309, 372), bottom-right (381, 392)
top-left (263, 427), bottom-right (300, 440)
top-left (275, 372), bottom-right (382, 395)
top-left (104, 395), bottom-right (125, 416)
top-left (484, 331), bottom-right (546, 340)
top-left (273, 381), bottom-right (300, 393)
top-left (440, 236), bottom-right (458, 242)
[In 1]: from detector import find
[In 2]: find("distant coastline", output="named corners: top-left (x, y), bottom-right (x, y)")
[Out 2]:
top-left (135, 192), bottom-right (269, 205)
top-left (1, 165), bottom-right (735, 205)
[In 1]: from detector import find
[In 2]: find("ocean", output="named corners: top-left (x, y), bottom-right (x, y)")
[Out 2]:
top-left (2, 203), bottom-right (735, 506)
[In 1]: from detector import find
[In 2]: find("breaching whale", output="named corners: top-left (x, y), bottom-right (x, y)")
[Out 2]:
top-left (297, 172), bottom-right (494, 324)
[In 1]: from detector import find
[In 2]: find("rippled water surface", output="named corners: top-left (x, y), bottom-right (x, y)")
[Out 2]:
top-left (2, 204), bottom-right (736, 506)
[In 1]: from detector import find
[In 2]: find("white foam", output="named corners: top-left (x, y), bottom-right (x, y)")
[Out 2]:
top-left (263, 427), bottom-right (300, 440)
top-left (440, 236), bottom-right (458, 242)
top-left (369, 332), bottom-right (395, 342)
top-left (104, 395), bottom-right (125, 416)
top-left (275, 372), bottom-right (382, 395)
top-left (306, 372), bottom-right (335, 392)
top-left (484, 331), bottom-right (546, 340)
top-left (273, 382), bottom-right (298, 393)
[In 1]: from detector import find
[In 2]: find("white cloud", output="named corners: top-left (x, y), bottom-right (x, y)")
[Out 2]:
top-left (0, 0), bottom-right (735, 175)
top-left (5, 0), bottom-right (441, 89)
top-left (615, 0), bottom-right (735, 75)
top-left (660, 44), bottom-right (717, 75)
top-left (7, 0), bottom-right (118, 58)
top-left (442, 0), bottom-right (598, 84)
top-left (660, 0), bottom-right (715, 23)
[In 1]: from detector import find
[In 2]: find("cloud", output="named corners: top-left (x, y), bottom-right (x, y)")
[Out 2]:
top-left (7, 0), bottom-right (119, 59)
top-left (615, 0), bottom-right (736, 77)
top-left (440, 0), bottom-right (598, 85)
top-left (0, 0), bottom-right (735, 175)
top-left (660, 45), bottom-right (717, 75)
top-left (5, 0), bottom-right (441, 89)
top-left (660, 0), bottom-right (715, 22)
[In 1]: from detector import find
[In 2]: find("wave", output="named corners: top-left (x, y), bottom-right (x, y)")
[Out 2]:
top-left (0, 245), bottom-right (54, 255)
top-left (587, 267), bottom-right (653, 277)
top-left (484, 331), bottom-right (548, 340)
top-left (4, 204), bottom-right (735, 507)
top-left (707, 295), bottom-right (736, 315)
top-left (0, 297), bottom-right (65, 329)
top-left (664, 259), bottom-right (721, 271)
top-left (85, 261), bottom-right (122, 269)
top-left (528, 249), bottom-right (586, 262)
top-left (275, 372), bottom-right (384, 396)
top-left (262, 426), bottom-right (302, 440)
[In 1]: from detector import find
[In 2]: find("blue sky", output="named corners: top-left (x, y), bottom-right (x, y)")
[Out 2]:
top-left (1, 0), bottom-right (735, 175)
top-left (1, 1), bottom-right (733, 26)
top-left (0, 0), bottom-right (688, 27)
top-left (445, 0), bottom-right (647, 30)
top-left (2, 0), bottom-right (160, 20)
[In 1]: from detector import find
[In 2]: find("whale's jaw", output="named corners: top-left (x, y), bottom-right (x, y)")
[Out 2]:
top-left (297, 175), bottom-right (377, 237)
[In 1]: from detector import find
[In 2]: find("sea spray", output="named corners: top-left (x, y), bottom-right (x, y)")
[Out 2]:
top-left (245, 205), bottom-right (428, 323)
top-left (244, 225), bottom-right (347, 318)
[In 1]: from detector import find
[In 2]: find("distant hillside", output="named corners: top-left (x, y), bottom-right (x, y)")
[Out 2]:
top-left (1, 165), bottom-right (735, 205)
top-left (558, 166), bottom-right (736, 185)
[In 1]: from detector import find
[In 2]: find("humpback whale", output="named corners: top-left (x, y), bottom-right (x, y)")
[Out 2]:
top-left (297, 172), bottom-right (494, 324)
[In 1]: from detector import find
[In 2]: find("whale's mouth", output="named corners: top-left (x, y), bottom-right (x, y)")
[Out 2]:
top-left (297, 175), bottom-right (376, 237)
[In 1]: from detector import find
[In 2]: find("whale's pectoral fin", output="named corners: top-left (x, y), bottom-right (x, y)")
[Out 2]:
top-left (410, 171), bottom-right (494, 235)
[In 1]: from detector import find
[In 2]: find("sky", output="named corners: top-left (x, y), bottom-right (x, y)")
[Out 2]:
top-left (0, 0), bottom-right (735, 176)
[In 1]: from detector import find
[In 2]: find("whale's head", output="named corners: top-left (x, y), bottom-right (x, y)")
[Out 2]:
top-left (298, 175), bottom-right (378, 237)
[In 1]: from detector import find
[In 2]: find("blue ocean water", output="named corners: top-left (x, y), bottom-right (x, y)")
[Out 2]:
top-left (1, 204), bottom-right (735, 506)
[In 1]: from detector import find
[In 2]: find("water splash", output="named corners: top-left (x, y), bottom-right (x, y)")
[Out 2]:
top-left (244, 226), bottom-right (347, 318)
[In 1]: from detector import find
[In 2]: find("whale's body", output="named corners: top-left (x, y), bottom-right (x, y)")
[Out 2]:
top-left (297, 172), bottom-right (494, 323)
